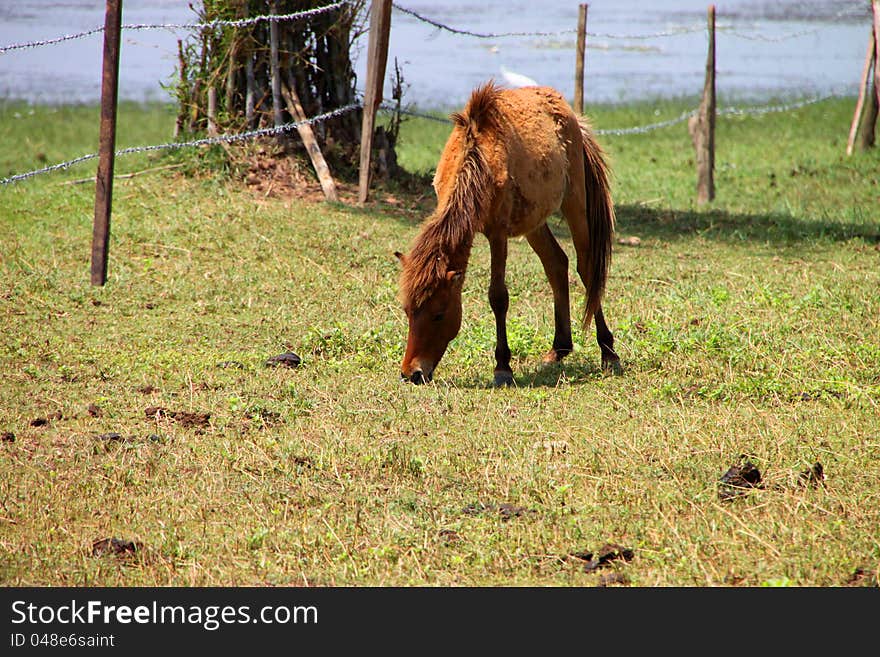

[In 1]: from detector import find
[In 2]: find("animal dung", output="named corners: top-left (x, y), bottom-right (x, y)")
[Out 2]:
top-left (798, 462), bottom-right (825, 487)
top-left (718, 456), bottom-right (763, 501)
top-left (93, 432), bottom-right (164, 444)
top-left (461, 501), bottom-right (535, 520)
top-left (91, 537), bottom-right (141, 558)
top-left (583, 543), bottom-right (635, 572)
top-left (29, 411), bottom-right (62, 427)
top-left (215, 360), bottom-right (245, 369)
top-left (596, 572), bottom-right (630, 587)
top-left (265, 352), bottom-right (302, 368)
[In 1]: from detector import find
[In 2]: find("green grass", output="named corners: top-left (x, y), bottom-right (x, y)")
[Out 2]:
top-left (1, 97), bottom-right (879, 587)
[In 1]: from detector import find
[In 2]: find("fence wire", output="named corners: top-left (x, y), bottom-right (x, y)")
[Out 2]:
top-left (0, 0), bottom-right (865, 184)
top-left (0, 1), bottom-right (349, 54)
top-left (379, 92), bottom-right (844, 137)
top-left (718, 4), bottom-right (871, 42)
top-left (2, 1), bottom-right (870, 54)
top-left (1, 90), bottom-right (852, 187)
top-left (0, 104), bottom-right (360, 186)
top-left (391, 3), bottom-right (707, 40)
top-left (394, 2), bottom-right (871, 42)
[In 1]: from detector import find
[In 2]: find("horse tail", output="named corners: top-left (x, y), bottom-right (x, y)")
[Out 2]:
top-left (577, 118), bottom-right (615, 331)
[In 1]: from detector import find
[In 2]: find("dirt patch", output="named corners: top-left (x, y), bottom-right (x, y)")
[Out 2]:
top-left (1, 431), bottom-right (15, 443)
top-left (233, 144), bottom-right (435, 216)
top-left (240, 146), bottom-right (361, 203)
top-left (137, 384), bottom-right (159, 394)
top-left (87, 403), bottom-right (102, 417)
top-left (144, 406), bottom-right (211, 428)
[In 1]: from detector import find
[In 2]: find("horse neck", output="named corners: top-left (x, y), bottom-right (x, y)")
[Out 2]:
top-left (413, 205), bottom-right (477, 279)
top-left (429, 149), bottom-right (491, 272)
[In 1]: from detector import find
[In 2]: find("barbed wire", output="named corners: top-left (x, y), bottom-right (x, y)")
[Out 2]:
top-left (0, 1), bottom-right (349, 54)
top-left (378, 92), bottom-right (844, 137)
top-left (0, 104), bottom-right (360, 186)
top-left (393, 2), bottom-right (872, 42)
top-left (3, 1), bottom-right (869, 55)
top-left (392, 3), bottom-right (708, 40)
top-left (717, 92), bottom-right (842, 117)
top-left (595, 109), bottom-right (697, 136)
top-left (718, 4), bottom-right (870, 42)
top-left (0, 27), bottom-right (107, 54)
top-left (597, 92), bottom-right (844, 134)
top-left (0, 91), bottom-right (852, 186)
top-left (378, 103), bottom-right (452, 123)
top-left (391, 3), bottom-right (575, 39)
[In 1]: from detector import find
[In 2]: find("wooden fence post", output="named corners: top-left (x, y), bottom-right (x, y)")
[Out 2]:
top-left (90, 0), bottom-right (123, 286)
top-left (688, 4), bottom-right (716, 205)
top-left (872, 0), bottom-right (880, 138)
top-left (358, 0), bottom-right (392, 204)
top-left (207, 86), bottom-right (218, 135)
top-left (874, 1), bottom-right (880, 93)
top-left (282, 81), bottom-right (339, 202)
top-left (174, 40), bottom-right (186, 139)
top-left (269, 0), bottom-right (285, 139)
top-left (574, 4), bottom-right (588, 115)
top-left (847, 29), bottom-right (877, 154)
top-left (245, 54), bottom-right (256, 129)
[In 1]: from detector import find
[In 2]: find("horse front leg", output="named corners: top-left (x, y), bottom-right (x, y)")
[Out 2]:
top-left (488, 234), bottom-right (514, 387)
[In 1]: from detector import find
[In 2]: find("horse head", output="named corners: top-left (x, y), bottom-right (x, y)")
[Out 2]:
top-left (395, 251), bottom-right (464, 384)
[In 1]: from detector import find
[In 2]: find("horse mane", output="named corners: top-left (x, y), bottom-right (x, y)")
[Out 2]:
top-left (399, 82), bottom-right (501, 308)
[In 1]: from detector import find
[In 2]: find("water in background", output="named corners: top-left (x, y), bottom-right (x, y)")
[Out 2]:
top-left (0, 0), bottom-right (872, 108)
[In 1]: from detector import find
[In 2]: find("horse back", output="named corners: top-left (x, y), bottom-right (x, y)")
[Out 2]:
top-left (435, 83), bottom-right (582, 237)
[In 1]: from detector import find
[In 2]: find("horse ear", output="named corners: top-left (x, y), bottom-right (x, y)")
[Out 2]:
top-left (394, 251), bottom-right (407, 266)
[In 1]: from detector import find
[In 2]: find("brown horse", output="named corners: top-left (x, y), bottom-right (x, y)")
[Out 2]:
top-left (395, 81), bottom-right (620, 386)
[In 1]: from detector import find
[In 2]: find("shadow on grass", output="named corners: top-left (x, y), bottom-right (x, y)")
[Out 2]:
top-left (360, 183), bottom-right (880, 247)
top-left (546, 204), bottom-right (880, 246)
top-left (449, 359), bottom-right (608, 390)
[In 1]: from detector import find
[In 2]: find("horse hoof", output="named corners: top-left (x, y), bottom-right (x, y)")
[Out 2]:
top-left (542, 348), bottom-right (571, 364)
top-left (493, 371), bottom-right (515, 387)
top-left (603, 358), bottom-right (623, 376)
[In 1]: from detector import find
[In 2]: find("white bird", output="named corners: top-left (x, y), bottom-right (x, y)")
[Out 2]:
top-left (499, 65), bottom-right (538, 88)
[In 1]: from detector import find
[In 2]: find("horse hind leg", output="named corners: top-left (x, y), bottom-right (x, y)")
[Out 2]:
top-left (560, 194), bottom-right (622, 375)
top-left (594, 304), bottom-right (622, 374)
top-left (525, 223), bottom-right (574, 364)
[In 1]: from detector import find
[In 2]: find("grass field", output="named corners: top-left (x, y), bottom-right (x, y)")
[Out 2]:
top-left (1, 95), bottom-right (878, 586)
